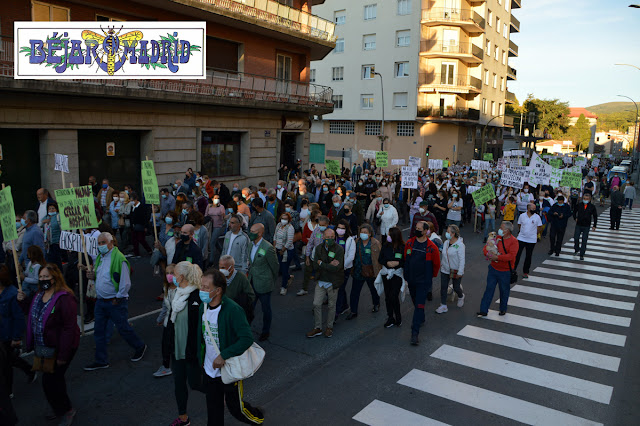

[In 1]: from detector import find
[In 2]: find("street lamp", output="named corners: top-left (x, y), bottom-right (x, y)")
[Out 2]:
top-left (614, 63), bottom-right (640, 160)
top-left (373, 71), bottom-right (387, 150)
top-left (616, 95), bottom-right (638, 155)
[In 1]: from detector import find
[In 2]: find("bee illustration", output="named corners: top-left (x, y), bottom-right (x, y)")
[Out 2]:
top-left (82, 26), bottom-right (143, 76)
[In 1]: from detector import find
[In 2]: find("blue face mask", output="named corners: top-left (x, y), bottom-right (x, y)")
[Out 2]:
top-left (98, 245), bottom-right (109, 255)
top-left (360, 233), bottom-right (369, 241)
top-left (102, 184), bottom-right (108, 189)
top-left (165, 217), bottom-right (173, 224)
top-left (199, 290), bottom-right (212, 304)
top-left (277, 185), bottom-right (282, 189)
top-left (182, 209), bottom-right (188, 215)
top-left (15, 222), bottom-right (20, 229)
top-left (498, 229), bottom-right (504, 237)
top-left (333, 202), bottom-right (341, 208)
top-left (173, 276), bottom-right (179, 286)
top-left (583, 200), bottom-right (589, 204)
top-left (162, 194), bottom-right (167, 199)
top-left (285, 207), bottom-right (292, 213)
top-left (48, 212), bottom-right (56, 217)
top-left (445, 232), bottom-right (451, 240)
top-left (317, 225), bottom-right (327, 232)
top-left (20, 219), bottom-right (26, 227)
top-left (196, 182), bottom-right (200, 187)
top-left (227, 208), bottom-right (234, 213)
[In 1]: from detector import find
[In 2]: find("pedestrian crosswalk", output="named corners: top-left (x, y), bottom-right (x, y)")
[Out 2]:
top-left (354, 208), bottom-right (640, 425)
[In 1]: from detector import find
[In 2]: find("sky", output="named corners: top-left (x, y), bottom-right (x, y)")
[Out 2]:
top-left (510, 0), bottom-right (640, 108)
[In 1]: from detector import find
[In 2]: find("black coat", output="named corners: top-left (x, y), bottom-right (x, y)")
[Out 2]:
top-left (166, 288), bottom-right (202, 364)
top-left (573, 202), bottom-right (598, 227)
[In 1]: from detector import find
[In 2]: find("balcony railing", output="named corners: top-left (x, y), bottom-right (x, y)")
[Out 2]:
top-left (509, 40), bottom-right (519, 56)
top-left (507, 65), bottom-right (517, 80)
top-left (505, 90), bottom-right (517, 104)
top-left (510, 14), bottom-right (520, 32)
top-left (421, 8), bottom-right (485, 31)
top-left (0, 40), bottom-right (333, 109)
top-left (420, 41), bottom-right (483, 61)
top-left (417, 105), bottom-right (480, 121)
top-left (419, 73), bottom-right (482, 92)
top-left (187, 0), bottom-right (336, 42)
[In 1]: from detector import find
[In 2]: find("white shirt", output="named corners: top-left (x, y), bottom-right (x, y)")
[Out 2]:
top-left (37, 200), bottom-right (48, 226)
top-left (517, 212), bottom-right (542, 244)
top-left (203, 305), bottom-right (222, 379)
top-left (251, 240), bottom-right (261, 262)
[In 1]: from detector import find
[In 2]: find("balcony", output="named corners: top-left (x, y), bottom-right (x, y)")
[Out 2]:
top-left (507, 65), bottom-right (517, 80)
top-left (417, 105), bottom-right (480, 122)
top-left (505, 90), bottom-right (517, 104)
top-left (418, 73), bottom-right (482, 94)
top-left (421, 8), bottom-right (486, 34)
top-left (0, 40), bottom-right (333, 114)
top-left (512, 0), bottom-right (522, 9)
top-left (420, 41), bottom-right (483, 65)
top-left (510, 14), bottom-right (520, 33)
top-left (509, 40), bottom-right (519, 57)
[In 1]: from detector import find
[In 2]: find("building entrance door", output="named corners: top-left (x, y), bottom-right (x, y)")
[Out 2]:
top-left (280, 133), bottom-right (298, 172)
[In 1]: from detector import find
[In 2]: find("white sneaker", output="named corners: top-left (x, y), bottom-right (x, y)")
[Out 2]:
top-left (152, 366), bottom-right (172, 378)
top-left (296, 289), bottom-right (308, 296)
top-left (457, 294), bottom-right (465, 308)
top-left (280, 287), bottom-right (287, 296)
top-left (435, 304), bottom-right (448, 314)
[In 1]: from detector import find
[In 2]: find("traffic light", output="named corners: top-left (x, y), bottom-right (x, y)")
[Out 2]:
top-left (426, 145), bottom-right (432, 157)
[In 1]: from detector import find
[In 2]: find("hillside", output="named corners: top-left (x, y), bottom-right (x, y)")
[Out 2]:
top-left (587, 102), bottom-right (637, 115)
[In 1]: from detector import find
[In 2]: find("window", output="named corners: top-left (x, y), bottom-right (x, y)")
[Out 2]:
top-left (309, 143), bottom-right (325, 163)
top-left (499, 103), bottom-right (503, 116)
top-left (334, 10), bottom-right (346, 25)
top-left (496, 17), bottom-right (500, 31)
top-left (201, 131), bottom-right (241, 177)
top-left (397, 122), bottom-right (415, 137)
top-left (276, 0), bottom-right (293, 5)
top-left (362, 65), bottom-right (375, 79)
top-left (96, 14), bottom-right (124, 21)
top-left (504, 23), bottom-right (509, 38)
top-left (488, 9), bottom-right (493, 26)
top-left (310, 69), bottom-right (316, 83)
top-left (364, 4), bottom-right (377, 20)
top-left (395, 62), bottom-right (409, 78)
top-left (277, 54), bottom-right (292, 81)
top-left (393, 92), bottom-right (408, 108)
top-left (334, 38), bottom-right (344, 53)
top-left (491, 101), bottom-right (496, 116)
top-left (502, 50), bottom-right (507, 65)
top-left (440, 62), bottom-right (455, 84)
top-left (332, 95), bottom-right (343, 109)
top-left (486, 39), bottom-right (491, 54)
top-left (495, 45), bottom-right (499, 60)
top-left (397, 0), bottom-right (411, 15)
top-left (332, 67), bottom-right (344, 81)
top-left (361, 94), bottom-right (374, 109)
top-left (467, 127), bottom-right (474, 142)
top-left (396, 30), bottom-right (411, 47)
top-left (329, 121), bottom-right (355, 134)
top-left (32, 1), bottom-right (70, 21)
top-left (365, 121), bottom-right (382, 135)
top-left (500, 77), bottom-right (505, 91)
top-left (311, 121), bottom-right (324, 134)
top-left (482, 99), bottom-right (487, 114)
top-left (493, 73), bottom-right (497, 88)
top-left (363, 34), bottom-right (376, 50)
top-left (484, 69), bottom-right (489, 85)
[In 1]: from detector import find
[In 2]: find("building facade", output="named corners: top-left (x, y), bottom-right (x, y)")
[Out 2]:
top-left (310, 0), bottom-right (521, 167)
top-left (568, 107), bottom-right (598, 153)
top-left (0, 0), bottom-right (335, 211)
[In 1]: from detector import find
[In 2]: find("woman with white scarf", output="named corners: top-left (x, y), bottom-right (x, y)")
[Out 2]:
top-left (165, 261), bottom-right (203, 426)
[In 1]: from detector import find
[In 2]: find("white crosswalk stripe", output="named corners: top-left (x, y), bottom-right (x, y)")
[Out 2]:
top-left (560, 247), bottom-right (640, 261)
top-left (505, 297), bottom-right (631, 326)
top-left (569, 238), bottom-right (640, 249)
top-left (353, 400), bottom-right (450, 426)
top-left (523, 274), bottom-right (638, 298)
top-left (555, 254), bottom-right (640, 270)
top-left (511, 285), bottom-right (636, 310)
top-left (529, 267), bottom-right (639, 287)
top-left (543, 259), bottom-right (640, 278)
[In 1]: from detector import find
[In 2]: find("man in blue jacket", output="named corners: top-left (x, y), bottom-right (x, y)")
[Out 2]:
top-left (547, 195), bottom-right (572, 256)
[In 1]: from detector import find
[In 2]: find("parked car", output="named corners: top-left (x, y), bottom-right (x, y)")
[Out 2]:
top-left (608, 167), bottom-right (628, 186)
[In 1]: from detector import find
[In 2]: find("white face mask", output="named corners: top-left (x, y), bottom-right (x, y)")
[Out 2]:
top-left (213, 199), bottom-right (220, 205)
top-left (281, 219), bottom-right (289, 225)
top-left (219, 268), bottom-right (231, 277)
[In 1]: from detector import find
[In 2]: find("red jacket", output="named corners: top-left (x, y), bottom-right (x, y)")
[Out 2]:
top-left (404, 237), bottom-right (441, 278)
top-left (484, 235), bottom-right (519, 272)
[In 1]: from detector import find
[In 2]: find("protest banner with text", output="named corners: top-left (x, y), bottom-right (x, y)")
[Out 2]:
top-left (401, 166), bottom-right (419, 189)
top-left (471, 184), bottom-right (496, 206)
top-left (141, 160), bottom-right (160, 205)
top-left (59, 231), bottom-right (99, 258)
top-left (325, 159), bottom-right (341, 175)
top-left (376, 151), bottom-right (389, 168)
top-left (500, 166), bottom-right (529, 189)
top-left (55, 186), bottom-right (99, 230)
top-left (0, 187), bottom-right (18, 242)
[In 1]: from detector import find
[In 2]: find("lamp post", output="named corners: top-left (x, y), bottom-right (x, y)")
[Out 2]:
top-left (616, 95), bottom-right (638, 156)
top-left (481, 114), bottom-right (504, 158)
top-left (373, 71), bottom-right (387, 150)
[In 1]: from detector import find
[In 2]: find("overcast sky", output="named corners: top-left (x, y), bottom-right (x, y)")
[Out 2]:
top-left (509, 0), bottom-right (640, 108)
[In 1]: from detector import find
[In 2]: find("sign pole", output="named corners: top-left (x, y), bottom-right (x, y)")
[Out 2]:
top-left (69, 183), bottom-right (88, 335)
top-left (61, 170), bottom-right (66, 190)
top-left (1, 184), bottom-right (21, 291)
top-left (144, 156), bottom-right (159, 244)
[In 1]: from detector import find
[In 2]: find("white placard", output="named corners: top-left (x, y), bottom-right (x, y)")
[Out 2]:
top-left (471, 160), bottom-right (491, 171)
top-left (359, 149), bottom-right (377, 159)
top-left (509, 158), bottom-right (523, 168)
top-left (528, 153), bottom-right (552, 186)
top-left (428, 159), bottom-right (443, 170)
top-left (466, 185), bottom-right (481, 194)
top-left (54, 153), bottom-right (69, 173)
top-left (391, 159), bottom-right (405, 166)
top-left (59, 231), bottom-right (99, 257)
top-left (496, 158), bottom-right (507, 172)
top-left (500, 166), bottom-right (529, 189)
top-left (550, 168), bottom-right (563, 188)
top-left (401, 166), bottom-right (419, 189)
top-left (574, 156), bottom-right (587, 167)
top-left (511, 150), bottom-right (525, 156)
top-left (408, 156), bottom-right (421, 168)
top-left (592, 158), bottom-right (600, 167)
top-left (562, 156), bottom-right (573, 164)
top-left (503, 151), bottom-right (512, 157)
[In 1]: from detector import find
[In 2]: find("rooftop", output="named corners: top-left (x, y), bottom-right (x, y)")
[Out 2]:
top-left (569, 107), bottom-right (598, 119)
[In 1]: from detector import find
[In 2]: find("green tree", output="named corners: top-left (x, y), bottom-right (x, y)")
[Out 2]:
top-left (522, 95), bottom-right (571, 139)
top-left (567, 114), bottom-right (592, 152)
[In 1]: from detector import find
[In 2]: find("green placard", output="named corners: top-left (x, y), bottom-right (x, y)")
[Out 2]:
top-left (560, 171), bottom-right (582, 188)
top-left (471, 184), bottom-right (496, 206)
top-left (55, 185), bottom-right (99, 230)
top-left (0, 187), bottom-right (18, 242)
top-left (142, 160), bottom-right (160, 205)
top-left (483, 153), bottom-right (494, 161)
top-left (521, 158), bottom-right (527, 166)
top-left (376, 151), bottom-right (388, 168)
top-left (550, 159), bottom-right (563, 169)
top-left (443, 160), bottom-right (450, 168)
top-left (325, 159), bottom-right (341, 175)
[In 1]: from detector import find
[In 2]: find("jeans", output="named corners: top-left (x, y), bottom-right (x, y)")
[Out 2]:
top-left (335, 268), bottom-right (351, 315)
top-left (440, 273), bottom-right (463, 305)
top-left (208, 226), bottom-right (226, 265)
top-left (204, 375), bottom-right (264, 426)
top-left (408, 280), bottom-right (430, 335)
top-left (479, 265), bottom-right (511, 313)
top-left (252, 291), bottom-right (272, 334)
top-left (349, 277), bottom-right (380, 314)
top-left (42, 349), bottom-right (76, 416)
top-left (514, 241), bottom-right (536, 274)
top-left (277, 249), bottom-right (294, 289)
top-left (383, 275), bottom-right (402, 323)
top-left (94, 299), bottom-right (145, 364)
top-left (611, 206), bottom-right (622, 229)
top-left (626, 198), bottom-right (634, 209)
top-left (549, 224), bottom-right (566, 255)
top-left (172, 357), bottom-right (202, 415)
top-left (302, 262), bottom-right (317, 291)
top-left (483, 218), bottom-right (496, 239)
top-left (446, 219), bottom-right (461, 228)
top-left (574, 225), bottom-right (590, 256)
top-left (313, 284), bottom-right (338, 329)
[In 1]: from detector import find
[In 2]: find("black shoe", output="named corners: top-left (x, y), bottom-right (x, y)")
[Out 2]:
top-left (346, 313), bottom-right (358, 320)
top-left (609, 227), bottom-right (614, 230)
top-left (555, 253), bottom-right (560, 257)
top-left (84, 362), bottom-right (110, 371)
top-left (580, 255), bottom-right (584, 261)
top-left (410, 334), bottom-right (419, 346)
top-left (384, 318), bottom-right (395, 328)
top-left (259, 332), bottom-right (270, 342)
top-left (131, 344), bottom-right (147, 362)
top-left (84, 316), bottom-right (94, 325)
top-left (371, 304), bottom-right (380, 313)
top-left (427, 292), bottom-right (433, 301)
top-left (574, 251), bottom-right (579, 256)
top-left (339, 307), bottom-right (351, 316)
top-left (395, 320), bottom-right (402, 327)
top-left (476, 311), bottom-right (488, 317)
top-left (499, 311), bottom-right (506, 316)
top-left (547, 250), bottom-right (553, 255)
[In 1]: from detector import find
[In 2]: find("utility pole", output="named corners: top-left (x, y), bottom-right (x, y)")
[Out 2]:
top-left (374, 71), bottom-right (387, 150)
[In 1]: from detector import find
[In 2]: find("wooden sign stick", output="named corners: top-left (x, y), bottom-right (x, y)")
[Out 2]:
top-left (70, 183), bottom-right (88, 334)
top-left (146, 156), bottom-right (159, 243)
top-left (1, 184), bottom-right (22, 291)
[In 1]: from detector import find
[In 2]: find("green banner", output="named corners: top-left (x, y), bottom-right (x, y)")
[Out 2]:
top-left (55, 186), bottom-right (99, 230)
top-left (142, 160), bottom-right (160, 205)
top-left (0, 187), bottom-right (18, 242)
top-left (483, 153), bottom-right (494, 161)
top-left (443, 160), bottom-right (450, 168)
top-left (376, 151), bottom-right (388, 168)
top-left (471, 184), bottom-right (496, 206)
top-left (325, 159), bottom-right (341, 175)
top-left (550, 159), bottom-right (563, 169)
top-left (560, 171), bottom-right (582, 188)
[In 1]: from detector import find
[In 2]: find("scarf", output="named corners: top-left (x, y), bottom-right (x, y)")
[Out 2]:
top-left (170, 285), bottom-right (196, 323)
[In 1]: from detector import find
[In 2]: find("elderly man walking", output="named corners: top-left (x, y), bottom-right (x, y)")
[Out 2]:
top-left (247, 223), bottom-right (278, 342)
top-left (18, 210), bottom-right (45, 266)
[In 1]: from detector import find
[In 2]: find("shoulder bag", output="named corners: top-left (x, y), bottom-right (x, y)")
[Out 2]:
top-left (500, 238), bottom-right (518, 284)
top-left (203, 307), bottom-right (265, 384)
top-left (358, 241), bottom-right (375, 278)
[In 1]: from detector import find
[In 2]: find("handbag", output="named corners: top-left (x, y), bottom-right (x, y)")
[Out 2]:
top-left (293, 231), bottom-right (303, 243)
top-left (500, 238), bottom-right (518, 284)
top-left (203, 307), bottom-right (265, 384)
top-left (32, 345), bottom-right (56, 374)
top-left (358, 241), bottom-right (375, 278)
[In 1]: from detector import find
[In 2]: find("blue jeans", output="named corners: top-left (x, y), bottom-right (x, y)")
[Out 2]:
top-left (94, 298), bottom-right (145, 364)
top-left (574, 225), bottom-right (590, 256)
top-left (408, 280), bottom-right (431, 335)
top-left (626, 198), bottom-right (634, 209)
top-left (335, 268), bottom-right (352, 315)
top-left (350, 277), bottom-right (380, 315)
top-left (252, 291), bottom-right (272, 334)
top-left (483, 218), bottom-right (496, 239)
top-left (278, 249), bottom-right (294, 288)
top-left (479, 265), bottom-right (511, 314)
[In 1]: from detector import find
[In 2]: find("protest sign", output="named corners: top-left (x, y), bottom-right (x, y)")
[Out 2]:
top-left (325, 159), bottom-right (341, 175)
top-left (471, 160), bottom-right (491, 171)
top-left (575, 157), bottom-right (587, 167)
top-left (59, 231), bottom-right (99, 258)
top-left (428, 159), bottom-right (443, 170)
top-left (359, 149), bottom-right (376, 159)
top-left (483, 153), bottom-right (494, 161)
top-left (511, 150), bottom-right (525, 156)
top-left (560, 170), bottom-right (582, 188)
top-left (503, 151), bottom-right (512, 157)
top-left (550, 168), bottom-right (563, 187)
top-left (443, 160), bottom-right (450, 168)
top-left (375, 151), bottom-right (389, 167)
top-left (592, 158), bottom-right (600, 167)
top-left (54, 153), bottom-right (69, 173)
top-left (141, 160), bottom-right (160, 205)
top-left (500, 166), bottom-right (529, 189)
top-left (401, 166), bottom-right (418, 189)
top-left (471, 184), bottom-right (496, 206)
top-left (529, 153), bottom-right (552, 186)
top-left (408, 156), bottom-right (421, 168)
top-left (54, 186), bottom-right (99, 230)
top-left (550, 158), bottom-right (563, 169)
top-left (391, 159), bottom-right (405, 166)
top-left (508, 158), bottom-right (522, 168)
top-left (0, 187), bottom-right (18, 242)
top-left (496, 157), bottom-right (507, 172)
top-left (466, 186), bottom-right (481, 194)
top-left (562, 156), bottom-right (573, 164)
top-left (449, 165), bottom-right (464, 173)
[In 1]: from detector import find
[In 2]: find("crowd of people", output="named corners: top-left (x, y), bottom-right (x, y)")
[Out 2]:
top-left (0, 155), bottom-right (636, 425)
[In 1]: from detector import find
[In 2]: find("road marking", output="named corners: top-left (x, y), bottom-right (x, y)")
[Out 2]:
top-left (353, 400), bottom-right (450, 426)
top-left (483, 310), bottom-right (627, 346)
top-left (560, 247), bottom-right (640, 261)
top-left (505, 297), bottom-right (631, 327)
top-left (543, 259), bottom-right (640, 278)
top-left (569, 238), bottom-right (640, 249)
top-left (79, 309), bottom-right (161, 337)
top-left (556, 254), bottom-right (640, 270)
top-left (397, 369), bottom-right (603, 426)
top-left (431, 345), bottom-right (613, 404)
top-left (588, 233), bottom-right (640, 242)
top-left (458, 326), bottom-right (620, 372)
top-left (530, 267), bottom-right (639, 287)
top-left (523, 275), bottom-right (638, 298)
top-left (512, 285), bottom-right (636, 310)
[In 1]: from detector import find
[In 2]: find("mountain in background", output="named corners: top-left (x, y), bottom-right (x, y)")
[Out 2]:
top-left (587, 102), bottom-right (637, 115)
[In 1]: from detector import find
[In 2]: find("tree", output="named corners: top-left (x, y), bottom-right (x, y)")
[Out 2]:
top-left (522, 95), bottom-right (571, 139)
top-left (567, 114), bottom-right (592, 152)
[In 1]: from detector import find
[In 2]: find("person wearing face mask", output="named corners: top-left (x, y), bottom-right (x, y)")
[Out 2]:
top-left (436, 225), bottom-right (465, 314)
top-left (329, 194), bottom-right (344, 226)
top-left (366, 190), bottom-right (384, 233)
top-left (410, 201), bottom-right (439, 238)
top-left (306, 228), bottom-right (345, 338)
top-left (265, 188), bottom-right (285, 221)
top-left (516, 184), bottom-right (533, 219)
top-left (97, 179), bottom-right (115, 216)
top-left (334, 220), bottom-right (356, 319)
top-left (377, 198), bottom-right (399, 240)
top-left (446, 191), bottom-right (463, 228)
top-left (172, 224), bottom-right (204, 270)
top-left (347, 224), bottom-right (382, 320)
top-left (192, 187), bottom-right (208, 216)
top-left (43, 203), bottom-right (63, 270)
top-left (337, 201), bottom-right (359, 235)
top-left (572, 192), bottom-right (597, 261)
top-left (17, 264), bottom-right (79, 425)
top-left (18, 210), bottom-right (44, 267)
top-left (378, 227), bottom-right (405, 328)
top-left (283, 199), bottom-right (303, 272)
top-left (249, 198), bottom-right (276, 245)
top-left (154, 263), bottom-right (177, 378)
top-left (547, 195), bottom-right (572, 256)
top-left (247, 223), bottom-right (278, 341)
top-left (363, 175), bottom-right (378, 209)
top-left (218, 255), bottom-right (255, 321)
top-left (205, 195), bottom-right (226, 267)
top-left (129, 192), bottom-right (153, 258)
top-left (318, 183), bottom-right (333, 216)
top-left (513, 203), bottom-right (543, 278)
top-left (274, 213), bottom-right (295, 295)
top-left (299, 216), bottom-right (330, 296)
top-left (108, 191), bottom-right (122, 236)
top-left (220, 214), bottom-right (250, 274)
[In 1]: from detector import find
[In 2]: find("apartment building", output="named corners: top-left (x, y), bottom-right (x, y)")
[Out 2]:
top-left (310, 0), bottom-right (521, 166)
top-left (0, 0), bottom-right (335, 211)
